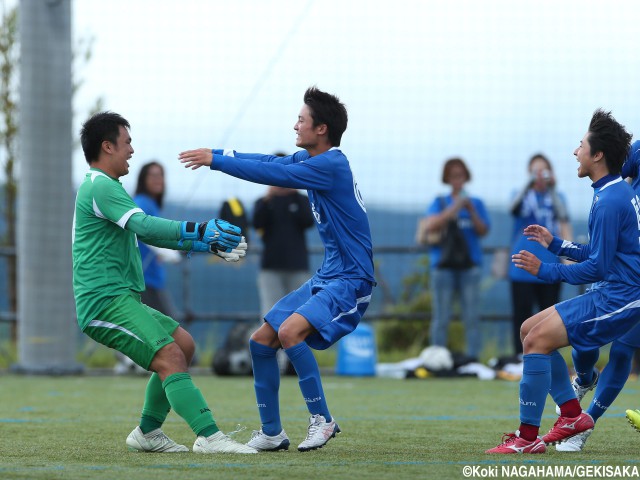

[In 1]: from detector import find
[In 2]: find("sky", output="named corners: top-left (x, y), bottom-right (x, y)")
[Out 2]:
top-left (67, 0), bottom-right (639, 219)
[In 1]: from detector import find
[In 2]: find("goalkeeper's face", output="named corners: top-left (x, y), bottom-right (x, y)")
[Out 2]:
top-left (108, 126), bottom-right (134, 177)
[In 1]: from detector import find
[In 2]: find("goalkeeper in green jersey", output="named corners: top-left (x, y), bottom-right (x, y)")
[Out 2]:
top-left (73, 111), bottom-right (257, 454)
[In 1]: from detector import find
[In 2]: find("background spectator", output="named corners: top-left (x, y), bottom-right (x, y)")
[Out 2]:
top-left (416, 157), bottom-right (490, 361)
top-left (253, 185), bottom-right (315, 320)
top-left (508, 153), bottom-right (571, 356)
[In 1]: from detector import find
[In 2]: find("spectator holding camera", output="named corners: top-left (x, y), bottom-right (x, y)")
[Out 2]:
top-left (416, 158), bottom-right (490, 361)
top-left (508, 154), bottom-right (571, 356)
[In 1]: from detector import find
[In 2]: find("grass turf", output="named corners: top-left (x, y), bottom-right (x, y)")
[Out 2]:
top-left (1, 374), bottom-right (639, 479)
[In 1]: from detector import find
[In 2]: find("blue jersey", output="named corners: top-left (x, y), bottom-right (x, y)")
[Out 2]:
top-left (211, 148), bottom-right (375, 283)
top-left (621, 140), bottom-right (640, 191)
top-left (616, 140), bottom-right (640, 348)
top-left (539, 175), bottom-right (640, 287)
top-left (133, 193), bottom-right (165, 289)
top-left (509, 189), bottom-right (568, 283)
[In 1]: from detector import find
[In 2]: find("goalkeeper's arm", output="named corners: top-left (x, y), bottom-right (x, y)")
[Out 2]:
top-left (126, 213), bottom-right (244, 252)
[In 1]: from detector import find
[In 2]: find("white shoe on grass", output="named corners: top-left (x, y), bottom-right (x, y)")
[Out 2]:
top-left (247, 429), bottom-right (290, 451)
top-left (298, 414), bottom-right (341, 452)
top-left (193, 431), bottom-right (258, 454)
top-left (126, 426), bottom-right (188, 453)
top-left (555, 368), bottom-right (599, 415)
top-left (555, 429), bottom-right (592, 452)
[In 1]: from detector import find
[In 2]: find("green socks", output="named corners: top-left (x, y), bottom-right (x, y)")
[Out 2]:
top-left (139, 373), bottom-right (170, 434)
top-left (162, 372), bottom-right (219, 437)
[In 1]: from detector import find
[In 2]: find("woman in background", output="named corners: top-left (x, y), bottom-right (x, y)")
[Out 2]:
top-left (416, 158), bottom-right (490, 362)
top-left (508, 154), bottom-right (571, 357)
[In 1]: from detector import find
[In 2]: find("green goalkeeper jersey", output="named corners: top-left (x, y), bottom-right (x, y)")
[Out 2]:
top-left (72, 168), bottom-right (185, 330)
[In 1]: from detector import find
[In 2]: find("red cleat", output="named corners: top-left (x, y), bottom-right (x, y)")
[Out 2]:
top-left (486, 431), bottom-right (546, 454)
top-left (542, 412), bottom-right (594, 445)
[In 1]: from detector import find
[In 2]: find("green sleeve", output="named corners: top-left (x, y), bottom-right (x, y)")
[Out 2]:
top-left (139, 236), bottom-right (194, 252)
top-left (126, 213), bottom-right (188, 247)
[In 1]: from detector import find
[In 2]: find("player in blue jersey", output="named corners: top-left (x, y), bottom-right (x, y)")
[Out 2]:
top-left (487, 109), bottom-right (640, 454)
top-left (179, 87), bottom-right (375, 452)
top-left (552, 140), bottom-right (640, 451)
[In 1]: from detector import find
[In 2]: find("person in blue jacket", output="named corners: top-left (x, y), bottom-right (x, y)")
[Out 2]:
top-left (179, 87), bottom-right (375, 453)
top-left (416, 158), bottom-right (490, 361)
top-left (487, 109), bottom-right (640, 455)
top-left (508, 154), bottom-right (571, 357)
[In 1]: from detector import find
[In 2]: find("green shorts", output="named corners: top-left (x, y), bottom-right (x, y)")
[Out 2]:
top-left (83, 292), bottom-right (179, 370)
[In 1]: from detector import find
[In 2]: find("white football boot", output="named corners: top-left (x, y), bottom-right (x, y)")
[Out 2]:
top-left (555, 369), bottom-right (599, 415)
top-left (555, 429), bottom-right (592, 452)
top-left (126, 427), bottom-right (188, 453)
top-left (246, 429), bottom-right (290, 451)
top-left (298, 414), bottom-right (341, 452)
top-left (193, 431), bottom-right (258, 454)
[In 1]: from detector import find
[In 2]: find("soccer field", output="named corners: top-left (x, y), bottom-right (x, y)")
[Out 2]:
top-left (1, 374), bottom-right (639, 480)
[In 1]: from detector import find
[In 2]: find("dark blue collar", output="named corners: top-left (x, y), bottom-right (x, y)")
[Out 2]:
top-left (591, 174), bottom-right (620, 189)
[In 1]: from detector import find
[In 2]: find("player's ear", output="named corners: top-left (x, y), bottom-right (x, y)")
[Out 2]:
top-left (102, 140), bottom-right (113, 154)
top-left (315, 123), bottom-right (328, 136)
top-left (593, 151), bottom-right (604, 163)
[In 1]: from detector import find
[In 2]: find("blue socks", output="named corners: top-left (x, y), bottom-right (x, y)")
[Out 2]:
top-left (548, 350), bottom-right (577, 407)
top-left (285, 342), bottom-right (332, 422)
top-left (519, 353), bottom-right (551, 427)
top-left (587, 342), bottom-right (634, 422)
top-left (572, 348), bottom-right (599, 386)
top-left (249, 340), bottom-right (282, 436)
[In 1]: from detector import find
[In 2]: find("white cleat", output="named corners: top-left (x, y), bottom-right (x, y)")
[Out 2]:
top-left (246, 429), bottom-right (290, 451)
top-left (193, 431), bottom-right (258, 454)
top-left (126, 426), bottom-right (188, 453)
top-left (247, 429), bottom-right (291, 452)
top-left (555, 429), bottom-right (592, 452)
top-left (298, 414), bottom-right (341, 452)
top-left (555, 369), bottom-right (599, 415)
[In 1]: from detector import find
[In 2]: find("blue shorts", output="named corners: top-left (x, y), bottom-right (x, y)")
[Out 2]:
top-left (264, 276), bottom-right (373, 350)
top-left (556, 283), bottom-right (640, 351)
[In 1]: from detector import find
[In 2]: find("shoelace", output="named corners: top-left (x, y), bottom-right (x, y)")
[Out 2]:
top-left (499, 433), bottom-right (517, 445)
top-left (305, 416), bottom-right (323, 440)
top-left (226, 424), bottom-right (247, 438)
top-left (147, 431), bottom-right (171, 444)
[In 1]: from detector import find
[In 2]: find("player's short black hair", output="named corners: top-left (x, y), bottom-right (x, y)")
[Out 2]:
top-left (135, 161), bottom-right (165, 208)
top-left (303, 86), bottom-right (348, 147)
top-left (587, 109), bottom-right (632, 175)
top-left (80, 111), bottom-right (130, 164)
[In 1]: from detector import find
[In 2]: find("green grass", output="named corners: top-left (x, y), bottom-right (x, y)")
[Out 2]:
top-left (1, 374), bottom-right (639, 480)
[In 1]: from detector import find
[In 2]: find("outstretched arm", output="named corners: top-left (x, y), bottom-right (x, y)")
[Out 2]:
top-left (179, 148), bottom-right (213, 169)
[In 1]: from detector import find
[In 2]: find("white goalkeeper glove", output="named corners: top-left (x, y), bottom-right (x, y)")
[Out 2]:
top-left (191, 236), bottom-right (247, 262)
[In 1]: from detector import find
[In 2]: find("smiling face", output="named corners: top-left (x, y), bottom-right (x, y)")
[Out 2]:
top-left (102, 125), bottom-right (134, 178)
top-left (574, 132), bottom-right (596, 179)
top-left (293, 105), bottom-right (328, 155)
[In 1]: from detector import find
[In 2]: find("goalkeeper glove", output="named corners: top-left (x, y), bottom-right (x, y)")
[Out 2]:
top-left (179, 221), bottom-right (203, 242)
top-left (179, 219), bottom-right (242, 251)
top-left (201, 219), bottom-right (243, 252)
top-left (191, 236), bottom-right (247, 262)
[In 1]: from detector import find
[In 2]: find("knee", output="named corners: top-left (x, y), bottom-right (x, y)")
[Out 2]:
top-left (520, 323), bottom-right (529, 342)
top-left (522, 332), bottom-right (549, 355)
top-left (278, 322), bottom-right (306, 349)
top-left (151, 342), bottom-right (188, 376)
top-left (173, 330), bottom-right (196, 365)
top-left (250, 326), bottom-right (280, 350)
